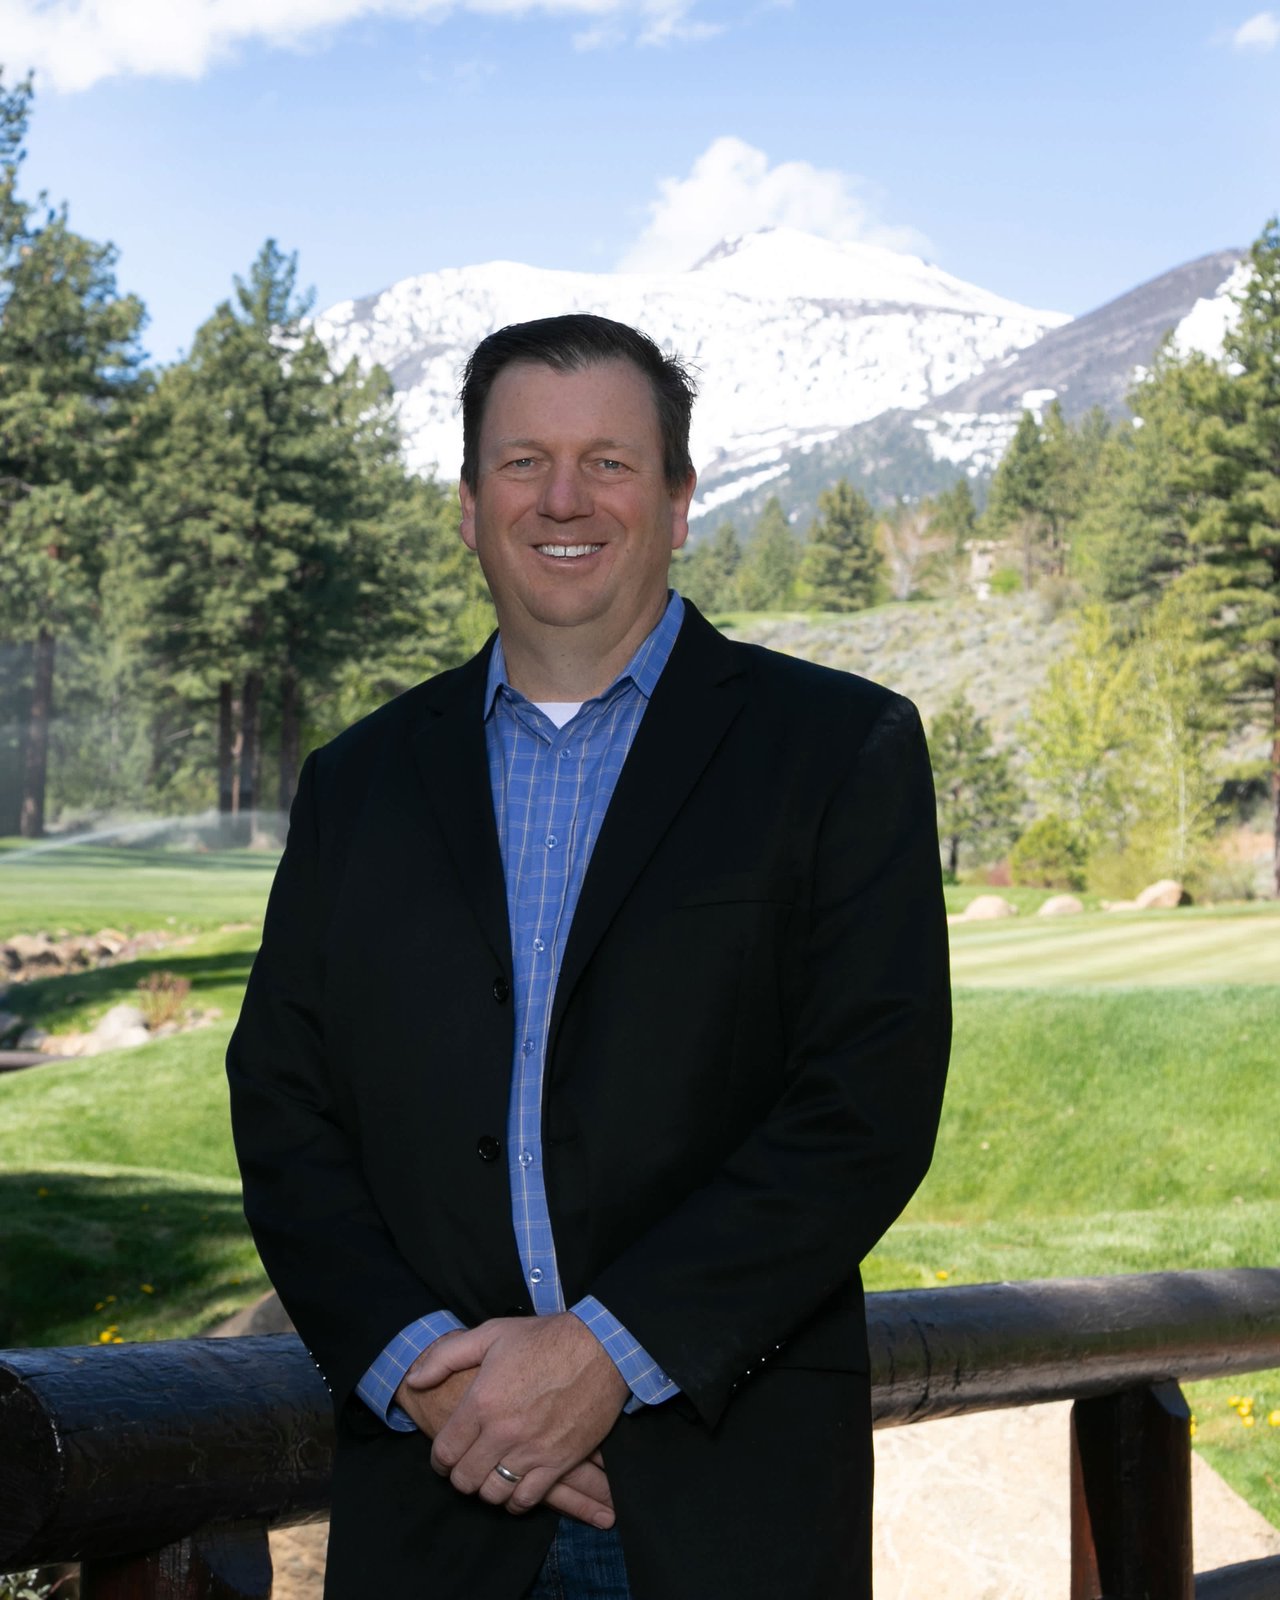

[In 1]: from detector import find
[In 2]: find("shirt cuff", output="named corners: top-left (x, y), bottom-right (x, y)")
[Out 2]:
top-left (570, 1296), bottom-right (681, 1411)
top-left (356, 1310), bottom-right (467, 1431)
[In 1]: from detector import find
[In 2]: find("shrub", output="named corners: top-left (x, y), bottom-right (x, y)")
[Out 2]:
top-left (1010, 815), bottom-right (1088, 890)
top-left (136, 971), bottom-right (191, 1029)
top-left (989, 565), bottom-right (1022, 596)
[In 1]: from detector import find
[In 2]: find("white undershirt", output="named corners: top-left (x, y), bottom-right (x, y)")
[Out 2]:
top-left (531, 697), bottom-right (582, 729)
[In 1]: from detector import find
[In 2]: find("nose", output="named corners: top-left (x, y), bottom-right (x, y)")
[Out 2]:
top-left (537, 461), bottom-right (592, 522)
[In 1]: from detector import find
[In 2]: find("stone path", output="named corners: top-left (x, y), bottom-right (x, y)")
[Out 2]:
top-left (266, 1400), bottom-right (1280, 1599)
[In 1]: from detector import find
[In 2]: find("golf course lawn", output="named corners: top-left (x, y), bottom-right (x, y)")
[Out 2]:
top-left (1, 843), bottom-right (1277, 1530)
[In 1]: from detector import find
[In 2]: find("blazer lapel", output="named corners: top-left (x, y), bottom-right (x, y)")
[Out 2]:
top-left (550, 606), bottom-right (747, 1040)
top-left (409, 644), bottom-right (513, 976)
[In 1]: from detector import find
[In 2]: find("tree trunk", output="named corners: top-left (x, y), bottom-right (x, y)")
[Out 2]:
top-left (239, 670), bottom-right (263, 820)
top-left (277, 669), bottom-right (301, 816)
top-left (18, 628), bottom-right (55, 840)
top-left (217, 681), bottom-right (235, 816)
top-left (948, 833), bottom-right (960, 878)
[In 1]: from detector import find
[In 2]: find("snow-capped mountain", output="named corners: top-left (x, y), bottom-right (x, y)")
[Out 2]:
top-left (313, 227), bottom-right (1067, 518)
top-left (685, 247), bottom-right (1249, 533)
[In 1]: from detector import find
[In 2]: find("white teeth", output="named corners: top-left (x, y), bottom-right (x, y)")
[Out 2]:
top-left (536, 544), bottom-right (602, 558)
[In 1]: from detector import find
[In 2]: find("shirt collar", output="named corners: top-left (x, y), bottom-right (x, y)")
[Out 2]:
top-left (483, 590), bottom-right (685, 721)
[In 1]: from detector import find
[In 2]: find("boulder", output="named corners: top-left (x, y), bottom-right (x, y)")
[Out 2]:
top-left (960, 895), bottom-right (1019, 921)
top-left (1135, 878), bottom-right (1189, 909)
top-left (91, 1002), bottom-right (150, 1050)
top-left (1038, 895), bottom-right (1084, 917)
top-left (17, 1026), bottom-right (48, 1049)
top-left (1101, 900), bottom-right (1140, 912)
top-left (0, 1010), bottom-right (22, 1041)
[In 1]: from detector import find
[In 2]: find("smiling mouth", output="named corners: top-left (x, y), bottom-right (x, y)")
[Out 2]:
top-left (535, 543), bottom-right (603, 559)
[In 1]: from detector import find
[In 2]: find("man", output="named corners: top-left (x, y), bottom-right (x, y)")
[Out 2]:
top-left (227, 313), bottom-right (950, 1600)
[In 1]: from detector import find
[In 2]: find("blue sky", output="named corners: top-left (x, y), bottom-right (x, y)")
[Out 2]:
top-left (6, 0), bottom-right (1278, 364)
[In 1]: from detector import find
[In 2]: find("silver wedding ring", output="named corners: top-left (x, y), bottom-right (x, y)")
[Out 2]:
top-left (493, 1463), bottom-right (523, 1485)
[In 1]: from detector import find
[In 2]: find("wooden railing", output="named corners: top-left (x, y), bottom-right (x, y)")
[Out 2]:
top-left (2, 1269), bottom-right (1279, 1598)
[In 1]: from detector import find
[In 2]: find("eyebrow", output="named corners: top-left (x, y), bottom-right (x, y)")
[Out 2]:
top-left (491, 437), bottom-right (638, 452)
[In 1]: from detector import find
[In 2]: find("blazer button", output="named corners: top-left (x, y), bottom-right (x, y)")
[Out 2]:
top-left (503, 1303), bottom-right (531, 1317)
top-left (492, 977), bottom-right (510, 1003)
top-left (477, 1134), bottom-right (502, 1162)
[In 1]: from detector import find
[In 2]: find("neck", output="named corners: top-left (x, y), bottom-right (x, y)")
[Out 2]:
top-left (499, 595), bottom-right (668, 701)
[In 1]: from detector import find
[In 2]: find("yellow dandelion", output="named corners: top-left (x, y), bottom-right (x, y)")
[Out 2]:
top-left (1237, 1397), bottom-right (1255, 1415)
top-left (935, 1269), bottom-right (950, 1281)
top-left (36, 1186), bottom-right (50, 1197)
top-left (1189, 1420), bottom-right (1198, 1439)
top-left (1267, 1410), bottom-right (1280, 1427)
top-left (105, 1294), bottom-right (116, 1303)
top-left (1242, 1414), bottom-right (1255, 1428)
top-left (140, 1284), bottom-right (154, 1294)
top-left (98, 1327), bottom-right (118, 1344)
top-left (93, 1301), bottom-right (104, 1311)
top-left (1227, 1395), bottom-right (1242, 1407)
top-left (111, 1336), bottom-right (123, 1344)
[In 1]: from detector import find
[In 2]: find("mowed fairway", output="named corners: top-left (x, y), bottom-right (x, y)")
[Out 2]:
top-left (950, 905), bottom-right (1280, 986)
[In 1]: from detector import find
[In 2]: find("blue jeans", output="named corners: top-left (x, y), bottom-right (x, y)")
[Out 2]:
top-left (523, 1517), bottom-right (632, 1599)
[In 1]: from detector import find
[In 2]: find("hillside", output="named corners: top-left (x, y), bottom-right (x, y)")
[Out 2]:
top-left (725, 594), bottom-right (1076, 744)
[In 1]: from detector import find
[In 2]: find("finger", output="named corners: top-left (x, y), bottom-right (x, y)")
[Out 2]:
top-left (545, 1480), bottom-right (617, 1529)
top-left (558, 1459), bottom-right (612, 1510)
top-left (504, 1465), bottom-right (560, 1516)
top-left (429, 1406), bottom-right (484, 1478)
top-left (406, 1328), bottom-right (493, 1391)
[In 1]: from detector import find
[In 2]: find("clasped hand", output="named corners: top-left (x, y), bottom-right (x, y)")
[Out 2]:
top-left (394, 1312), bottom-right (628, 1529)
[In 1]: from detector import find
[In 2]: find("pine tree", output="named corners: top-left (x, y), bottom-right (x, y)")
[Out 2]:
top-left (0, 71), bottom-right (147, 836)
top-left (674, 521), bottom-right (742, 613)
top-left (737, 497), bottom-right (798, 611)
top-left (127, 241), bottom-right (411, 821)
top-left (798, 479), bottom-right (881, 610)
top-left (984, 410), bottom-right (1048, 584)
top-left (929, 692), bottom-right (1023, 877)
top-left (1174, 219), bottom-right (1280, 895)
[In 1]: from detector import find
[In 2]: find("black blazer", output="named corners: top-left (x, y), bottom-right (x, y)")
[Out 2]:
top-left (226, 602), bottom-right (951, 1600)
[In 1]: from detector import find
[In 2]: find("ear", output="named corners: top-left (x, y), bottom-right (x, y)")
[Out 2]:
top-left (459, 476), bottom-right (478, 552)
top-left (669, 470), bottom-right (696, 553)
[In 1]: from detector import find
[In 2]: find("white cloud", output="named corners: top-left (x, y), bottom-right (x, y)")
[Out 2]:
top-left (0, 0), bottom-right (711, 93)
top-left (1232, 9), bottom-right (1280, 49)
top-left (618, 135), bottom-right (928, 273)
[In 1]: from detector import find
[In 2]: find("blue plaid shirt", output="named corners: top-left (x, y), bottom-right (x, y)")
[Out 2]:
top-left (358, 593), bottom-right (685, 1429)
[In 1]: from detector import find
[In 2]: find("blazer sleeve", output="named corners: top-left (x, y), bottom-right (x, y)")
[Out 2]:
top-left (225, 751), bottom-right (458, 1421)
top-left (585, 693), bottom-right (951, 1428)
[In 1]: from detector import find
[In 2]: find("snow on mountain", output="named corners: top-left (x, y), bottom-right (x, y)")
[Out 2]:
top-left (313, 226), bottom-right (1067, 517)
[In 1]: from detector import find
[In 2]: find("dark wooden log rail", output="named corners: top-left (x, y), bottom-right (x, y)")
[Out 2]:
top-left (2, 1268), bottom-right (1279, 1597)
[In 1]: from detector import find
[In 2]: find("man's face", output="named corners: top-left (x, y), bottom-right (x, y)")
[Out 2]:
top-left (459, 358), bottom-right (695, 650)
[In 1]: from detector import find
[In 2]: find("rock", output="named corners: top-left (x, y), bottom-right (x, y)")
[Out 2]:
top-left (95, 928), bottom-right (129, 955)
top-left (0, 1010), bottom-right (23, 1041)
top-left (1038, 895), bottom-right (1084, 917)
top-left (1101, 899), bottom-right (1139, 912)
top-left (89, 1002), bottom-right (150, 1051)
top-left (17, 1026), bottom-right (48, 1049)
top-left (960, 895), bottom-right (1018, 921)
top-left (1135, 878), bottom-right (1189, 909)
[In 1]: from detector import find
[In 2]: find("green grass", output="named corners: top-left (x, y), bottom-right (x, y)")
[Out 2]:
top-left (0, 841), bottom-right (276, 936)
top-left (1, 849), bottom-right (1277, 1528)
top-left (949, 905), bottom-right (1280, 987)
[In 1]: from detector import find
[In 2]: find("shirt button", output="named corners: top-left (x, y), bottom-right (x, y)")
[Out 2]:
top-left (559, 747), bottom-right (573, 760)
top-left (545, 834), bottom-right (557, 849)
top-left (476, 1134), bottom-right (501, 1162)
top-left (492, 977), bottom-right (509, 1003)
top-left (521, 1038), bottom-right (535, 1055)
top-left (529, 1268), bottom-right (544, 1285)
top-left (532, 937), bottom-right (545, 954)
top-left (518, 1149), bottom-right (533, 1167)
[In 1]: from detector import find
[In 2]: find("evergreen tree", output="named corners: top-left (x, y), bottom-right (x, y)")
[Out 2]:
top-left (798, 479), bottom-right (881, 610)
top-left (984, 410), bottom-right (1048, 583)
top-left (928, 692), bottom-right (1023, 876)
top-left (737, 497), bottom-right (798, 611)
top-left (127, 241), bottom-right (410, 821)
top-left (674, 520), bottom-right (743, 613)
top-left (929, 478), bottom-right (978, 554)
top-left (0, 71), bottom-right (147, 836)
top-left (1172, 219), bottom-right (1280, 895)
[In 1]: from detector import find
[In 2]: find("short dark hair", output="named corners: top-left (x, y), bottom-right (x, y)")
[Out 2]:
top-left (459, 314), bottom-right (697, 492)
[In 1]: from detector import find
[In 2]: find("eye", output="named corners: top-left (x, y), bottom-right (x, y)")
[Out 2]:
top-left (597, 458), bottom-right (626, 471)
